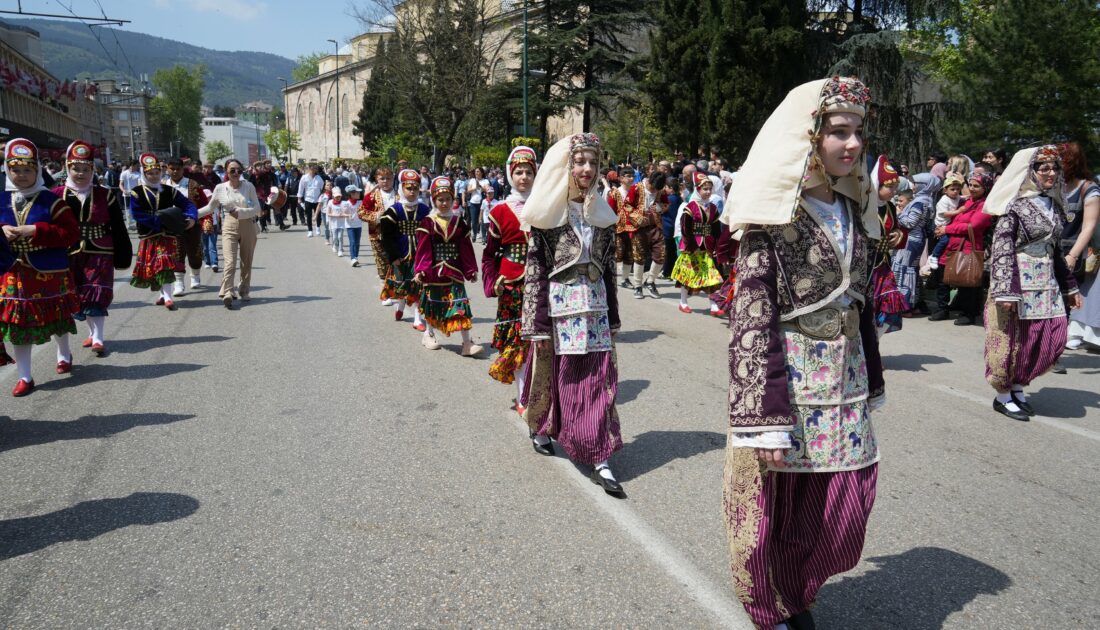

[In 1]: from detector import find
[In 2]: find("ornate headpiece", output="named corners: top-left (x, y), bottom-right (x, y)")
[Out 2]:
top-left (985, 146), bottom-right (1066, 217)
top-left (508, 146), bottom-right (537, 173)
top-left (398, 169), bottom-right (421, 189)
top-left (606, 170), bottom-right (619, 183)
top-left (4, 138), bottom-right (38, 167)
top-left (1034, 144), bottom-right (1061, 164)
top-left (568, 133), bottom-right (601, 163)
top-left (818, 76), bottom-right (871, 118)
top-left (65, 140), bottom-right (95, 165)
top-left (140, 153), bottom-right (159, 172)
top-left (693, 171), bottom-right (712, 189)
top-left (430, 176), bottom-right (453, 199)
top-left (874, 155), bottom-right (899, 187)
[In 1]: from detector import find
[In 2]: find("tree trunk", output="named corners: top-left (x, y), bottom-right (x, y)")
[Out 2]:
top-left (582, 31), bottom-right (595, 131)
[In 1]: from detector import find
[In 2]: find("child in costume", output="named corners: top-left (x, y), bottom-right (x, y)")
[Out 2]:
top-left (671, 171), bottom-right (724, 314)
top-left (359, 167), bottom-right (397, 300)
top-left (0, 138), bottom-right (81, 396)
top-left (379, 169), bottom-right (431, 328)
top-left (414, 177), bottom-right (482, 355)
top-left (129, 152), bottom-right (197, 311)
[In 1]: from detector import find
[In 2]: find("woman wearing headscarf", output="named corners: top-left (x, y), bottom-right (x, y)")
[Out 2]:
top-left (984, 146), bottom-right (1082, 421)
top-left (0, 138), bottom-right (80, 396)
top-left (868, 155), bottom-right (909, 335)
top-left (482, 146), bottom-right (538, 407)
top-left (129, 152), bottom-right (197, 311)
top-left (891, 172), bottom-right (941, 314)
top-left (929, 169), bottom-right (995, 325)
top-left (720, 78), bottom-right (885, 630)
top-left (520, 133), bottom-right (625, 497)
top-left (52, 140), bottom-right (131, 356)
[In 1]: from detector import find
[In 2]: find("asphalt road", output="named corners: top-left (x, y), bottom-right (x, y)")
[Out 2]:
top-left (1, 225), bottom-right (1097, 629)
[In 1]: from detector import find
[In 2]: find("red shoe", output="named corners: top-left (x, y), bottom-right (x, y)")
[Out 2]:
top-left (82, 337), bottom-right (93, 348)
top-left (12, 378), bottom-right (34, 397)
top-left (155, 296), bottom-right (166, 305)
top-left (515, 403), bottom-right (526, 416)
top-left (413, 323), bottom-right (426, 332)
top-left (394, 310), bottom-right (404, 322)
top-left (56, 359), bottom-right (72, 374)
top-left (710, 310), bottom-right (724, 318)
top-left (678, 304), bottom-right (692, 314)
top-left (165, 299), bottom-right (177, 311)
top-left (92, 342), bottom-right (105, 357)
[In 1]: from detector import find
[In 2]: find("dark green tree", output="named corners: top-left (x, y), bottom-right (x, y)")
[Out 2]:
top-left (352, 36), bottom-right (398, 152)
top-left (148, 64), bottom-right (206, 157)
top-left (643, 0), bottom-right (707, 154)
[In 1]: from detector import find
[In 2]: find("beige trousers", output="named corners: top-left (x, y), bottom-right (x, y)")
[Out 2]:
top-left (219, 216), bottom-right (258, 298)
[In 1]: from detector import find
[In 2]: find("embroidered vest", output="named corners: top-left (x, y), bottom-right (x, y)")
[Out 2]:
top-left (131, 185), bottom-right (179, 238)
top-left (55, 185), bottom-right (114, 255)
top-left (0, 189), bottom-right (69, 271)
top-left (489, 202), bottom-right (527, 281)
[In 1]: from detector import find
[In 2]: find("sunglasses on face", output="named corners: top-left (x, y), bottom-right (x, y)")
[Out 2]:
top-left (1033, 164), bottom-right (1061, 174)
top-left (228, 168), bottom-right (241, 174)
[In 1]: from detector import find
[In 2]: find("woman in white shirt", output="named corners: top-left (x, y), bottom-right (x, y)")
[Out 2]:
top-left (199, 158), bottom-right (261, 309)
top-left (466, 167), bottom-right (489, 242)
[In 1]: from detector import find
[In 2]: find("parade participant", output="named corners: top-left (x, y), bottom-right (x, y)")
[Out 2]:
top-left (199, 159), bottom-right (261, 309)
top-left (520, 133), bottom-right (625, 497)
top-left (359, 167), bottom-right (397, 302)
top-left (984, 146), bottom-right (1081, 421)
top-left (166, 158), bottom-right (205, 294)
top-left (0, 138), bottom-right (81, 396)
top-left (629, 171), bottom-right (667, 299)
top-left (345, 184), bottom-right (364, 267)
top-left (869, 154), bottom-right (910, 335)
top-left (671, 171), bottom-right (723, 314)
top-left (708, 224), bottom-right (739, 317)
top-left (413, 177), bottom-right (482, 355)
top-left (379, 169), bottom-right (431, 328)
top-left (482, 146), bottom-right (537, 405)
top-left (129, 153), bottom-right (197, 311)
top-left (720, 77), bottom-right (884, 629)
top-left (327, 187), bottom-right (350, 257)
top-left (610, 166), bottom-right (638, 287)
top-left (297, 164), bottom-right (324, 237)
top-left (53, 140), bottom-right (131, 357)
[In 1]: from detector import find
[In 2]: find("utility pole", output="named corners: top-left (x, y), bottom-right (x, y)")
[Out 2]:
top-left (327, 39), bottom-right (340, 162)
top-left (278, 77), bottom-right (291, 163)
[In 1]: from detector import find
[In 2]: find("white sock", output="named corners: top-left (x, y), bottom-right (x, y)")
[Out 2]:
top-left (1010, 386), bottom-right (1027, 402)
top-left (460, 329), bottom-right (471, 344)
top-left (515, 353), bottom-right (530, 401)
top-left (412, 307), bottom-right (423, 326)
top-left (995, 392), bottom-right (1022, 412)
top-left (13, 344), bottom-right (32, 382)
top-left (632, 262), bottom-right (644, 286)
top-left (161, 285), bottom-right (173, 302)
top-left (55, 333), bottom-right (72, 363)
top-left (680, 287), bottom-right (689, 307)
top-left (89, 316), bottom-right (105, 344)
top-left (595, 461), bottom-right (616, 481)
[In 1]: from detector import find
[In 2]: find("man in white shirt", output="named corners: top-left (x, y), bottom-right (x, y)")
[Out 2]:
top-left (296, 164), bottom-right (324, 237)
top-left (119, 159), bottom-right (142, 229)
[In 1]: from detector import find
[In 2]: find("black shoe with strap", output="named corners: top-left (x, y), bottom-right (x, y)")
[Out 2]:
top-left (993, 399), bottom-right (1029, 421)
top-left (590, 465), bottom-right (626, 498)
top-left (1010, 392), bottom-right (1035, 416)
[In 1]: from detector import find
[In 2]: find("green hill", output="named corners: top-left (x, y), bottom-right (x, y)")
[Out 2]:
top-left (6, 18), bottom-right (295, 109)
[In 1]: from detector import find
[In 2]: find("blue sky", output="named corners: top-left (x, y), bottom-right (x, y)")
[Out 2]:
top-left (6, 0), bottom-right (364, 60)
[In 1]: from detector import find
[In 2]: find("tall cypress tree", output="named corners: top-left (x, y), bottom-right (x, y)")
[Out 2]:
top-left (644, 0), bottom-right (708, 154)
top-left (353, 37), bottom-right (397, 152)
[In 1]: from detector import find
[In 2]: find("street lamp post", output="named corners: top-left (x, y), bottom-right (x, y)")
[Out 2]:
top-left (119, 81), bottom-right (137, 160)
top-left (278, 76), bottom-right (291, 163)
top-left (327, 38), bottom-right (340, 162)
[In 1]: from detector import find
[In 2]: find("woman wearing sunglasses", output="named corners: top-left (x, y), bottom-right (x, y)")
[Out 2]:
top-left (199, 159), bottom-right (261, 309)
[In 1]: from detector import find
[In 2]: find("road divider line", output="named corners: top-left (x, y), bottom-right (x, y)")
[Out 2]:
top-left (509, 418), bottom-right (754, 630)
top-left (929, 383), bottom-right (1100, 442)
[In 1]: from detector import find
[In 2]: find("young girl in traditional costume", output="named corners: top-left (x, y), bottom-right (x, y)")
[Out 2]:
top-left (671, 171), bottom-right (723, 314)
top-left (53, 140), bottom-right (131, 356)
top-left (129, 152), bottom-right (197, 311)
top-left (380, 169), bottom-right (431, 329)
top-left (360, 168), bottom-right (397, 299)
top-left (520, 133), bottom-right (625, 497)
top-left (0, 138), bottom-right (81, 396)
top-left (869, 154), bottom-right (910, 335)
top-left (413, 177), bottom-right (481, 355)
top-left (482, 146), bottom-right (537, 408)
top-left (984, 146), bottom-right (1081, 421)
top-left (721, 77), bottom-right (885, 629)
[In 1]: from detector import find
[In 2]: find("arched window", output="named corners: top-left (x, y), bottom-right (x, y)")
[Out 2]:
top-left (341, 94), bottom-right (350, 130)
top-left (327, 97), bottom-right (335, 132)
top-left (308, 102), bottom-right (315, 132)
top-left (295, 103), bottom-right (302, 133)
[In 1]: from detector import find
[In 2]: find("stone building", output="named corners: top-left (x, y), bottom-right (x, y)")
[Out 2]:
top-left (91, 78), bottom-right (152, 164)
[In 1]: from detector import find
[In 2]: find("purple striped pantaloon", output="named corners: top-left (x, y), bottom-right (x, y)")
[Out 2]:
top-left (523, 348), bottom-right (622, 465)
top-left (723, 446), bottom-right (877, 629)
top-left (984, 300), bottom-right (1068, 391)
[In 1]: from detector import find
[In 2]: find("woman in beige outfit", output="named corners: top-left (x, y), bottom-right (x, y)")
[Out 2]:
top-left (199, 159), bottom-right (260, 309)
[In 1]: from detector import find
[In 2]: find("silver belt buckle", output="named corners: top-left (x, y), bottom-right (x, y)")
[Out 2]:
top-left (796, 308), bottom-right (842, 340)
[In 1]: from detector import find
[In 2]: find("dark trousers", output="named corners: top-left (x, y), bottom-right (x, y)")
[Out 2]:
top-left (302, 201), bottom-right (316, 231)
top-left (928, 267), bottom-right (983, 319)
top-left (174, 224), bottom-right (203, 272)
top-left (287, 197), bottom-right (300, 224)
top-left (663, 236), bottom-right (677, 277)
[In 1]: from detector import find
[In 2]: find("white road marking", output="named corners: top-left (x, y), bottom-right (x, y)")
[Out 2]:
top-left (511, 419), bottom-right (754, 630)
top-left (929, 383), bottom-right (1100, 442)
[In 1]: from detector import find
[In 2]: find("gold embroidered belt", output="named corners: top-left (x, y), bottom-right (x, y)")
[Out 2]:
top-left (500, 242), bottom-right (528, 264)
top-left (81, 224), bottom-right (108, 240)
top-left (781, 305), bottom-right (860, 340)
top-left (398, 220), bottom-right (419, 237)
top-left (692, 223), bottom-right (710, 236)
top-left (9, 239), bottom-right (43, 254)
top-left (433, 241), bottom-right (458, 262)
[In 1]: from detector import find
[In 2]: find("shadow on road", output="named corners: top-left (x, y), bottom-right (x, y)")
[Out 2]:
top-left (0, 413), bottom-right (195, 452)
top-left (614, 429), bottom-right (725, 482)
top-left (247, 294), bottom-right (332, 305)
top-left (882, 354), bottom-right (953, 372)
top-left (615, 329), bottom-right (662, 344)
top-left (815, 547), bottom-right (1011, 629)
top-left (617, 379), bottom-right (650, 404)
top-left (34, 363), bottom-right (206, 391)
top-left (1026, 386), bottom-right (1100, 419)
top-left (0, 493), bottom-right (200, 561)
top-left (105, 335), bottom-right (232, 355)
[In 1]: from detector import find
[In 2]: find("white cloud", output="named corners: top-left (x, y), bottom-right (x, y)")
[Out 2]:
top-left (187, 0), bottom-right (269, 21)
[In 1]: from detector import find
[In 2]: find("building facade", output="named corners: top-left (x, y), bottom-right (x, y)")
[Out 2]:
top-left (236, 100), bottom-right (273, 126)
top-left (92, 78), bottom-right (152, 164)
top-left (199, 117), bottom-right (269, 165)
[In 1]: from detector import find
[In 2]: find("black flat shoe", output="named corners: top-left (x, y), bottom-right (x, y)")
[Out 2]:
top-left (953, 316), bottom-right (974, 326)
top-left (1011, 393), bottom-right (1035, 416)
top-left (787, 610), bottom-right (817, 630)
top-left (928, 311), bottom-right (949, 321)
top-left (993, 399), bottom-right (1030, 421)
top-left (530, 433), bottom-right (554, 456)
top-left (1051, 362), bottom-right (1067, 374)
top-left (590, 466), bottom-right (626, 498)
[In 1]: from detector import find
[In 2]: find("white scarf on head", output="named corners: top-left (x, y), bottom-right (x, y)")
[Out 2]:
top-left (519, 136), bottom-right (616, 230)
top-left (3, 162), bottom-right (48, 198)
top-left (65, 170), bottom-right (93, 200)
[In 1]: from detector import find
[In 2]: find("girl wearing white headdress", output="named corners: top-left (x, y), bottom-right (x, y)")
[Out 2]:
top-left (983, 145), bottom-right (1082, 421)
top-left (720, 78), bottom-right (885, 630)
top-left (519, 133), bottom-right (625, 497)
